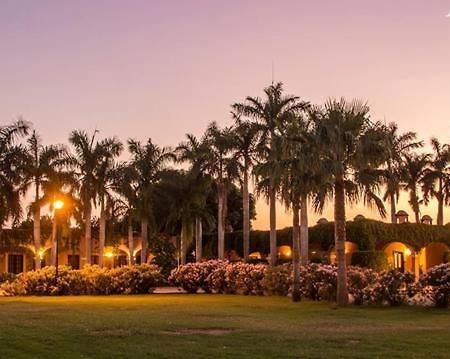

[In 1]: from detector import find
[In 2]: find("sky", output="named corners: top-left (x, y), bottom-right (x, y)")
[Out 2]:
top-left (1, 0), bottom-right (450, 229)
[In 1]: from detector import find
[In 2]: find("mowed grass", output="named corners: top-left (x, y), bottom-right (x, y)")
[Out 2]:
top-left (0, 295), bottom-right (449, 359)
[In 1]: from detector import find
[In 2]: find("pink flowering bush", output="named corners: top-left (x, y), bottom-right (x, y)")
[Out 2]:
top-left (169, 260), bottom-right (226, 293)
top-left (0, 264), bottom-right (162, 296)
top-left (362, 269), bottom-right (416, 306)
top-left (347, 266), bottom-right (380, 305)
top-left (418, 263), bottom-right (450, 308)
top-left (300, 264), bottom-right (337, 301)
top-left (264, 264), bottom-right (292, 296)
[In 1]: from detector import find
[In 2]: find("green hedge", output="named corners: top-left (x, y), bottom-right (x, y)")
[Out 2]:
top-left (351, 251), bottom-right (388, 272)
top-left (202, 219), bottom-right (450, 257)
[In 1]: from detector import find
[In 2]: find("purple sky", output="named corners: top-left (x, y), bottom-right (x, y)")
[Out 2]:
top-left (1, 0), bottom-right (450, 228)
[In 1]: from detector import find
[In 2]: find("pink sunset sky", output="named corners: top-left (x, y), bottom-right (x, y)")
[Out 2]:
top-left (1, 0), bottom-right (450, 229)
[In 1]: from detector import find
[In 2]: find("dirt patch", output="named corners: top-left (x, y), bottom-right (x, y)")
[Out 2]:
top-left (161, 328), bottom-right (237, 336)
top-left (89, 328), bottom-right (137, 337)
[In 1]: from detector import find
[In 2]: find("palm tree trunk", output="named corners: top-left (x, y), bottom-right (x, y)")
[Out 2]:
top-left (269, 186), bottom-right (277, 265)
top-left (181, 218), bottom-right (194, 264)
top-left (141, 218), bottom-right (148, 264)
top-left (242, 167), bottom-right (250, 261)
top-left (33, 206), bottom-right (41, 269)
top-left (195, 217), bottom-right (202, 262)
top-left (99, 199), bottom-right (106, 267)
top-left (50, 216), bottom-right (57, 266)
top-left (217, 184), bottom-right (225, 259)
top-left (128, 218), bottom-right (134, 265)
top-left (292, 202), bottom-right (301, 302)
top-left (334, 177), bottom-right (348, 306)
top-left (437, 179), bottom-right (444, 225)
top-left (390, 193), bottom-right (397, 224)
top-left (300, 194), bottom-right (309, 266)
top-left (82, 202), bottom-right (92, 267)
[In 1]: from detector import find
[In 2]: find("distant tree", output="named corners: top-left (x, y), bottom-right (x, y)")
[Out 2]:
top-left (422, 138), bottom-right (450, 225)
top-left (311, 99), bottom-right (387, 306)
top-left (232, 82), bottom-right (309, 265)
top-left (68, 130), bottom-right (122, 266)
top-left (402, 153), bottom-right (430, 223)
top-left (381, 123), bottom-right (423, 223)
top-left (0, 120), bottom-right (29, 228)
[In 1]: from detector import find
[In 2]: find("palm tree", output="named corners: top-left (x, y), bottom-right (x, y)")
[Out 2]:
top-left (159, 170), bottom-right (211, 264)
top-left (402, 153), bottom-right (430, 223)
top-left (96, 148), bottom-right (123, 267)
top-left (127, 139), bottom-right (174, 264)
top-left (68, 130), bottom-right (122, 266)
top-left (229, 119), bottom-right (259, 260)
top-left (202, 122), bottom-right (237, 259)
top-left (176, 134), bottom-right (210, 262)
top-left (381, 123), bottom-right (423, 223)
top-left (112, 163), bottom-right (138, 264)
top-left (422, 138), bottom-right (450, 225)
top-left (0, 120), bottom-right (29, 228)
top-left (232, 82), bottom-right (309, 265)
top-left (24, 130), bottom-right (68, 269)
top-left (312, 99), bottom-right (387, 306)
top-left (279, 113), bottom-right (321, 301)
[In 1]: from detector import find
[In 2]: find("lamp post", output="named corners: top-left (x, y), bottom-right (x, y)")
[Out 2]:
top-left (53, 199), bottom-right (64, 282)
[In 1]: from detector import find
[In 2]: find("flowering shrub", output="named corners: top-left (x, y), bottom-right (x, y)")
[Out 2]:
top-left (363, 269), bottom-right (416, 306)
top-left (0, 264), bottom-right (162, 296)
top-left (169, 260), bottom-right (267, 295)
top-left (169, 260), bottom-right (226, 293)
top-left (264, 264), bottom-right (292, 296)
top-left (300, 264), bottom-right (337, 301)
top-left (419, 263), bottom-right (450, 308)
top-left (347, 266), bottom-right (379, 305)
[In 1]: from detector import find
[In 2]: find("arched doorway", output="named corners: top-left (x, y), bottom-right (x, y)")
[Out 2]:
top-left (383, 242), bottom-right (415, 273)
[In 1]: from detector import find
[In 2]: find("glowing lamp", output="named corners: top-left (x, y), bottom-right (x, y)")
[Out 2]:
top-left (104, 251), bottom-right (114, 258)
top-left (404, 248), bottom-right (412, 256)
top-left (54, 200), bottom-right (64, 210)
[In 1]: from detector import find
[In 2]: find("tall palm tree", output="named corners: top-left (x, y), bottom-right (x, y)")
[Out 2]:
top-left (232, 82), bottom-right (309, 265)
top-left (112, 163), bottom-right (138, 264)
top-left (127, 139), bottom-right (174, 264)
top-left (202, 122), bottom-right (237, 259)
top-left (95, 148), bottom-right (123, 267)
top-left (402, 153), bottom-right (430, 223)
top-left (24, 130), bottom-right (68, 269)
top-left (381, 123), bottom-right (423, 223)
top-left (422, 138), bottom-right (450, 225)
top-left (0, 120), bottom-right (29, 228)
top-left (68, 130), bottom-right (122, 267)
top-left (159, 170), bottom-right (211, 264)
top-left (312, 99), bottom-right (387, 306)
top-left (229, 119), bottom-right (259, 261)
top-left (176, 134), bottom-right (210, 262)
top-left (279, 113), bottom-right (322, 301)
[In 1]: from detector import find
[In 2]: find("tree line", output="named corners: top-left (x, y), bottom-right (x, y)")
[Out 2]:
top-left (1, 82), bottom-right (449, 305)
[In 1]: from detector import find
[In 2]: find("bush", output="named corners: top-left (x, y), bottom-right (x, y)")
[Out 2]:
top-left (351, 251), bottom-right (388, 272)
top-left (0, 272), bottom-right (16, 284)
top-left (419, 263), bottom-right (450, 308)
top-left (264, 264), bottom-right (292, 296)
top-left (300, 264), bottom-right (337, 301)
top-left (347, 266), bottom-right (379, 305)
top-left (0, 264), bottom-right (163, 296)
top-left (363, 269), bottom-right (416, 306)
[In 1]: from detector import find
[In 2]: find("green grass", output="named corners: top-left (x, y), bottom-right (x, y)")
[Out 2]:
top-left (0, 295), bottom-right (448, 358)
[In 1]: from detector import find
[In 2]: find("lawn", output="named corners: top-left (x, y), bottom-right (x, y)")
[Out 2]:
top-left (0, 295), bottom-right (448, 358)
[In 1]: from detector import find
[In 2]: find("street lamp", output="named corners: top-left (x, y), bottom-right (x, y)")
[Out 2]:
top-left (53, 199), bottom-right (64, 282)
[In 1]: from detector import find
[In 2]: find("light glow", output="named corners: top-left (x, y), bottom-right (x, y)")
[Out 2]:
top-left (53, 199), bottom-right (64, 210)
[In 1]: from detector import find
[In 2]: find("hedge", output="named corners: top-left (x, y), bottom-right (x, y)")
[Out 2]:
top-left (351, 251), bottom-right (388, 272)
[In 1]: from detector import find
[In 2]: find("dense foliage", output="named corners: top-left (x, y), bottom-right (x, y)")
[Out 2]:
top-left (0, 264), bottom-right (163, 296)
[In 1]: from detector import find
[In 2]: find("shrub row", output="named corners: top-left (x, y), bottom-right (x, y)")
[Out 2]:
top-left (169, 261), bottom-right (450, 308)
top-left (0, 264), bottom-right (163, 296)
